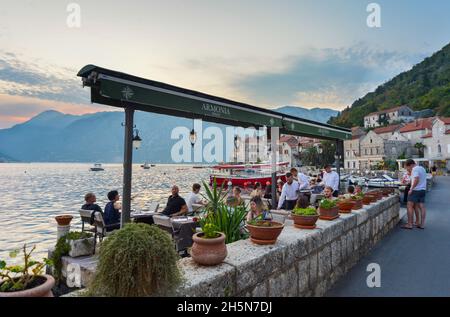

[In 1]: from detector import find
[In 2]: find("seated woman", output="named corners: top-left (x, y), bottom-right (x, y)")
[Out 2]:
top-left (295, 195), bottom-right (310, 209)
top-left (323, 186), bottom-right (336, 200)
top-left (246, 196), bottom-right (270, 222)
top-left (104, 190), bottom-right (121, 231)
top-left (227, 186), bottom-right (244, 207)
top-left (250, 182), bottom-right (263, 198)
top-left (81, 192), bottom-right (103, 225)
top-left (355, 185), bottom-right (363, 195)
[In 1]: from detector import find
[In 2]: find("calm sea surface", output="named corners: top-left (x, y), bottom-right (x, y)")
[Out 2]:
top-left (0, 163), bottom-right (210, 261)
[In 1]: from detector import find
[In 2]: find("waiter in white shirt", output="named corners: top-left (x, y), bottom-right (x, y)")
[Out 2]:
top-left (277, 172), bottom-right (300, 210)
top-left (290, 168), bottom-right (309, 190)
top-left (320, 164), bottom-right (340, 197)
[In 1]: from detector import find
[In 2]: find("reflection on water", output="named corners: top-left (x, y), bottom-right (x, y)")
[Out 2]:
top-left (0, 163), bottom-right (210, 261)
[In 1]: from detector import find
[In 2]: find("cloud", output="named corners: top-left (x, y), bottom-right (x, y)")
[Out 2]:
top-left (234, 44), bottom-right (425, 109)
top-left (0, 50), bottom-right (89, 104)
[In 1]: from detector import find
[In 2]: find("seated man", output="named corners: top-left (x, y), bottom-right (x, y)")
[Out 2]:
top-left (162, 185), bottom-right (188, 217)
top-left (186, 183), bottom-right (205, 215)
top-left (342, 185), bottom-right (355, 199)
top-left (323, 186), bottom-right (337, 200)
top-left (81, 192), bottom-right (102, 225)
top-left (104, 190), bottom-right (121, 231)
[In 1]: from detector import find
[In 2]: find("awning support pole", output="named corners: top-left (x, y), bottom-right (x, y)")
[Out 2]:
top-left (270, 127), bottom-right (279, 209)
top-left (121, 106), bottom-right (134, 227)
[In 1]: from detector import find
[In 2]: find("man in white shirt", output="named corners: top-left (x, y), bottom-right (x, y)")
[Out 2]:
top-left (277, 172), bottom-right (300, 210)
top-left (320, 164), bottom-right (340, 197)
top-left (290, 167), bottom-right (310, 190)
top-left (186, 183), bottom-right (204, 214)
top-left (402, 159), bottom-right (427, 229)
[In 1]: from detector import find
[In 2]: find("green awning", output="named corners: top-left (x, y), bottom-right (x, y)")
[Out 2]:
top-left (78, 64), bottom-right (351, 140)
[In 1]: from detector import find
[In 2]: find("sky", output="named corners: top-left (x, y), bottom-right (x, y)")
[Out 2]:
top-left (0, 0), bottom-right (449, 128)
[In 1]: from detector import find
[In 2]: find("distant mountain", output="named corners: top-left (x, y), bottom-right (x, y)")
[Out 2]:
top-left (273, 106), bottom-right (339, 123)
top-left (0, 151), bottom-right (17, 162)
top-left (330, 42), bottom-right (450, 128)
top-left (0, 105), bottom-right (338, 163)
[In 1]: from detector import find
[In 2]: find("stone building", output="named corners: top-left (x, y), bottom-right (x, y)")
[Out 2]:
top-left (364, 105), bottom-right (414, 128)
top-left (422, 117), bottom-right (450, 170)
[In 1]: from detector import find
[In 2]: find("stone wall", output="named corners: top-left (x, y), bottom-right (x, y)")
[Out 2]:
top-left (176, 195), bottom-right (400, 297)
top-left (60, 195), bottom-right (400, 297)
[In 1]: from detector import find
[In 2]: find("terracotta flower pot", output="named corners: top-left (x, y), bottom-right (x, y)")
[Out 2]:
top-left (55, 215), bottom-right (73, 226)
top-left (368, 191), bottom-right (382, 200)
top-left (0, 275), bottom-right (55, 297)
top-left (337, 200), bottom-right (355, 213)
top-left (363, 194), bottom-right (377, 204)
top-left (351, 199), bottom-right (363, 210)
top-left (246, 221), bottom-right (284, 245)
top-left (319, 206), bottom-right (340, 220)
top-left (190, 232), bottom-right (227, 266)
top-left (291, 214), bottom-right (319, 229)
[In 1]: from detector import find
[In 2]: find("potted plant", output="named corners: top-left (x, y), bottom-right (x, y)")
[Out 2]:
top-left (55, 215), bottom-right (73, 226)
top-left (336, 198), bottom-right (355, 214)
top-left (51, 231), bottom-right (94, 282)
top-left (350, 195), bottom-right (363, 210)
top-left (87, 223), bottom-right (182, 296)
top-left (0, 244), bottom-right (54, 297)
top-left (368, 190), bottom-right (382, 200)
top-left (190, 217), bottom-right (227, 266)
top-left (246, 214), bottom-right (284, 245)
top-left (291, 206), bottom-right (319, 229)
top-left (318, 199), bottom-right (339, 220)
top-left (362, 193), bottom-right (376, 205)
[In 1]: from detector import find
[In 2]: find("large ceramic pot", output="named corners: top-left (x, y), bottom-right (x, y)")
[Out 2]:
top-left (0, 275), bottom-right (55, 297)
top-left (246, 221), bottom-right (284, 245)
top-left (190, 232), bottom-right (227, 266)
top-left (319, 206), bottom-right (340, 220)
top-left (291, 214), bottom-right (319, 229)
top-left (351, 198), bottom-right (363, 210)
top-left (337, 200), bottom-right (355, 214)
top-left (55, 215), bottom-right (73, 226)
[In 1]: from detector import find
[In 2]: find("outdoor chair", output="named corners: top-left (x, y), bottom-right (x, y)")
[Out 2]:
top-left (146, 201), bottom-right (160, 213)
top-left (78, 209), bottom-right (96, 233)
top-left (92, 212), bottom-right (118, 254)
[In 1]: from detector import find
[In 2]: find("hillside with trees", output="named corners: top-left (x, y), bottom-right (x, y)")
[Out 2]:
top-left (329, 42), bottom-right (450, 128)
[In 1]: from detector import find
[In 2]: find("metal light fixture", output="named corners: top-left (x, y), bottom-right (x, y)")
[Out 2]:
top-left (189, 129), bottom-right (197, 147)
top-left (132, 129), bottom-right (142, 150)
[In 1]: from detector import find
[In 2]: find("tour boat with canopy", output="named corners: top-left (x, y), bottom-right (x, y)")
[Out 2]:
top-left (209, 161), bottom-right (289, 188)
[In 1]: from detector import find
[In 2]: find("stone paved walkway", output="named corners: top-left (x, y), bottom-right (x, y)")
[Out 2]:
top-left (326, 176), bottom-right (450, 296)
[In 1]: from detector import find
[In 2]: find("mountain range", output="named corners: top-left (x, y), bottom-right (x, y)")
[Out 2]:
top-left (0, 106), bottom-right (338, 163)
top-left (330, 42), bottom-right (450, 127)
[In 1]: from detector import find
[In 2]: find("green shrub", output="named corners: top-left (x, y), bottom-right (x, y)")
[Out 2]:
top-left (51, 231), bottom-right (92, 282)
top-left (319, 199), bottom-right (337, 209)
top-left (292, 206), bottom-right (318, 216)
top-left (87, 223), bottom-right (182, 297)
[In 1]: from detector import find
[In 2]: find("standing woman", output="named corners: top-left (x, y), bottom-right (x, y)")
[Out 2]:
top-left (401, 170), bottom-right (412, 203)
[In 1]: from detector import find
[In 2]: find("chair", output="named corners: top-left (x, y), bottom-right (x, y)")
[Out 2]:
top-left (92, 212), bottom-right (118, 254)
top-left (146, 201), bottom-right (160, 213)
top-left (79, 209), bottom-right (96, 233)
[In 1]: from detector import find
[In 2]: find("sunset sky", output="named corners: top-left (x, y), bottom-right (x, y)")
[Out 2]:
top-left (0, 0), bottom-right (449, 128)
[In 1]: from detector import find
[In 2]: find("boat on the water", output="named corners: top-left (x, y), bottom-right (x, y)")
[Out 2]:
top-left (141, 162), bottom-right (150, 169)
top-left (209, 161), bottom-right (289, 188)
top-left (366, 174), bottom-right (400, 188)
top-left (90, 163), bottom-right (104, 171)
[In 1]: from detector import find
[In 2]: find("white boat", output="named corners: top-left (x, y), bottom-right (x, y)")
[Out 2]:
top-left (141, 162), bottom-right (150, 169)
top-left (347, 175), bottom-right (369, 186)
top-left (90, 163), bottom-right (104, 171)
top-left (367, 174), bottom-right (400, 188)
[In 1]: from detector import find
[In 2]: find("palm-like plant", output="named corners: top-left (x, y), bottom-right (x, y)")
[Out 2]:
top-left (201, 178), bottom-right (228, 213)
top-left (203, 203), bottom-right (248, 244)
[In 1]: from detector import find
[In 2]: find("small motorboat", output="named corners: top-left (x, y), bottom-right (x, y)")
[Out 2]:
top-left (90, 163), bottom-right (104, 171)
top-left (141, 162), bottom-right (150, 169)
top-left (347, 175), bottom-right (368, 186)
top-left (367, 174), bottom-right (400, 188)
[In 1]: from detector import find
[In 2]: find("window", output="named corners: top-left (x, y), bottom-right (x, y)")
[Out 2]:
top-left (370, 139), bottom-right (373, 143)
top-left (347, 162), bottom-right (350, 168)
top-left (365, 149), bottom-right (368, 155)
top-left (448, 144), bottom-right (450, 154)
top-left (438, 145), bottom-right (442, 154)
top-left (376, 147), bottom-right (379, 154)
top-left (370, 148), bottom-right (373, 155)
top-left (353, 162), bottom-right (356, 168)
top-left (346, 151), bottom-right (350, 157)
